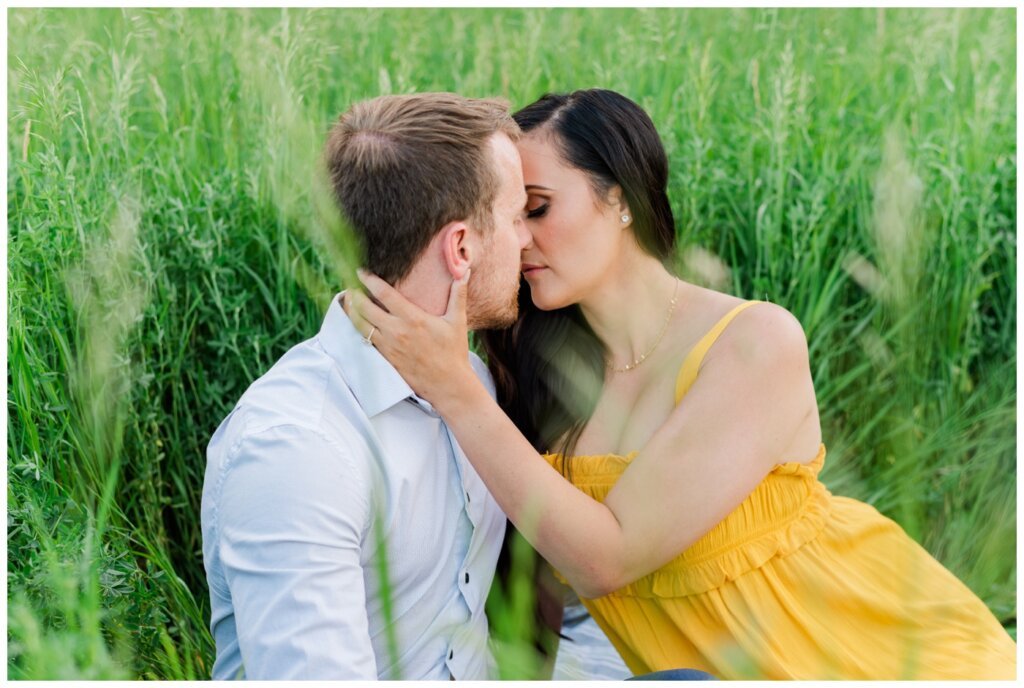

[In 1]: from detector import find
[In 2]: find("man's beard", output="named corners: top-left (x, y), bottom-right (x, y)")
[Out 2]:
top-left (467, 272), bottom-right (521, 330)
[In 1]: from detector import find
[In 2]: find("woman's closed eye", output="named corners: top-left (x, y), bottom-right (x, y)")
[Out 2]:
top-left (526, 202), bottom-right (549, 219)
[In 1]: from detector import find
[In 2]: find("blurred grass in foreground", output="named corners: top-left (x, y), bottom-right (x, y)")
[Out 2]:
top-left (7, 7), bottom-right (1016, 678)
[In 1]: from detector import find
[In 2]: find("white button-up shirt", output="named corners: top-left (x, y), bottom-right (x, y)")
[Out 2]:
top-left (201, 293), bottom-right (506, 680)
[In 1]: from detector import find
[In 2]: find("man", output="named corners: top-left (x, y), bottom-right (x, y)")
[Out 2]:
top-left (201, 93), bottom-right (531, 679)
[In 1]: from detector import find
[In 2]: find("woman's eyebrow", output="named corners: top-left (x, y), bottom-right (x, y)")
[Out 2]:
top-left (525, 184), bottom-right (553, 191)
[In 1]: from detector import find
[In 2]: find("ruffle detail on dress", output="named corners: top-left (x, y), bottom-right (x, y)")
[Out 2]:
top-left (542, 444), bottom-right (832, 599)
top-left (542, 450), bottom-right (639, 481)
top-left (613, 477), bottom-right (832, 598)
top-left (542, 444), bottom-right (825, 485)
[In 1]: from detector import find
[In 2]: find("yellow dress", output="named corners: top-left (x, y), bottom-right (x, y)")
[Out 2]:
top-left (542, 301), bottom-right (1016, 680)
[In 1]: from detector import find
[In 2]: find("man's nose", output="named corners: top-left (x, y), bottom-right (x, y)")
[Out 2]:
top-left (517, 221), bottom-right (533, 250)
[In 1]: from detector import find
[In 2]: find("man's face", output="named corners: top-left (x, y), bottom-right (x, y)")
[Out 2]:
top-left (466, 133), bottom-right (531, 330)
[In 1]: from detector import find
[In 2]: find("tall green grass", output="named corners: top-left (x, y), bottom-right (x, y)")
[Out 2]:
top-left (7, 8), bottom-right (1016, 678)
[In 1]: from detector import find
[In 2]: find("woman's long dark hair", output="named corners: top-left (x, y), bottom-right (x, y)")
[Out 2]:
top-left (482, 89), bottom-right (677, 464)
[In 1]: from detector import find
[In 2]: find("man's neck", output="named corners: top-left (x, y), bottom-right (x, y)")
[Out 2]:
top-left (393, 261), bottom-right (448, 317)
top-left (341, 261), bottom-right (448, 321)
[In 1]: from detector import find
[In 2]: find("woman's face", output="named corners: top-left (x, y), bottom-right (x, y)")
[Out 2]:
top-left (517, 132), bottom-right (628, 311)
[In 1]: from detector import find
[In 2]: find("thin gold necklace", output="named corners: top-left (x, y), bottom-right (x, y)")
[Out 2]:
top-left (608, 279), bottom-right (681, 374)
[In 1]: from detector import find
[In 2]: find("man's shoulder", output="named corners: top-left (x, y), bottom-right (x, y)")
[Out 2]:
top-left (208, 337), bottom-right (370, 464)
top-left (237, 339), bottom-right (335, 431)
top-left (204, 339), bottom-right (379, 522)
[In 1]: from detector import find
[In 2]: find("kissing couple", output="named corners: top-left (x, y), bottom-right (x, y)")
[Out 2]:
top-left (201, 90), bottom-right (1015, 680)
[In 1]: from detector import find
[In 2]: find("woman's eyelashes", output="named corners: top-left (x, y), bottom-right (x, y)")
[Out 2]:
top-left (526, 202), bottom-right (549, 219)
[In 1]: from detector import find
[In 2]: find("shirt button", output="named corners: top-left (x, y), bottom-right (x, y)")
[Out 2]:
top-left (465, 491), bottom-right (471, 503)
top-left (464, 572), bottom-right (470, 584)
top-left (449, 649), bottom-right (454, 660)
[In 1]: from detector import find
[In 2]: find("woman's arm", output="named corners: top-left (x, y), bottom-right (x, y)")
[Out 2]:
top-left (349, 272), bottom-right (815, 598)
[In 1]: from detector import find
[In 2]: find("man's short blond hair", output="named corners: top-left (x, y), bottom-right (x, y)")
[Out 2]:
top-left (324, 93), bottom-right (520, 283)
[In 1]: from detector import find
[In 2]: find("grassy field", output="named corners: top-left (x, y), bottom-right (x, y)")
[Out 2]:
top-left (7, 7), bottom-right (1016, 679)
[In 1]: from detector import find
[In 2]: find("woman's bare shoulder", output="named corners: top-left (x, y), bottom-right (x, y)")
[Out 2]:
top-left (709, 299), bottom-right (809, 372)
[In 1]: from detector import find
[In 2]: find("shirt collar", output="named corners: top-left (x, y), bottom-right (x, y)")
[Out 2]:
top-left (318, 291), bottom-right (429, 418)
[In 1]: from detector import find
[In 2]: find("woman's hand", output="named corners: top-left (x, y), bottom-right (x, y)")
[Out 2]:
top-left (347, 269), bottom-right (478, 406)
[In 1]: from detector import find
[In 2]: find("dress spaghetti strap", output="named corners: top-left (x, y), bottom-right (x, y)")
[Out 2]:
top-left (674, 300), bottom-right (763, 404)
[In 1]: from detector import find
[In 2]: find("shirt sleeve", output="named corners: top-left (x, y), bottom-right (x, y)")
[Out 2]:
top-left (215, 423), bottom-right (377, 679)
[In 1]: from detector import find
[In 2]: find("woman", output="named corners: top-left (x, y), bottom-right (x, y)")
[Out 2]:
top-left (348, 89), bottom-right (1015, 679)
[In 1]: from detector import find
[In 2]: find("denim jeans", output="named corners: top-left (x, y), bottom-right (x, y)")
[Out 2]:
top-left (628, 668), bottom-right (717, 680)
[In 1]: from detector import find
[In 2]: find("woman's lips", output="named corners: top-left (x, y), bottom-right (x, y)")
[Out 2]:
top-left (521, 264), bottom-right (546, 276)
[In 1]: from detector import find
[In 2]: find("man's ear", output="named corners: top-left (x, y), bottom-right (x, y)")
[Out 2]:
top-left (439, 220), bottom-right (475, 280)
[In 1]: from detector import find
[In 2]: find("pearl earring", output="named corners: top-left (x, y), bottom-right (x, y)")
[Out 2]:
top-left (621, 214), bottom-right (630, 223)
